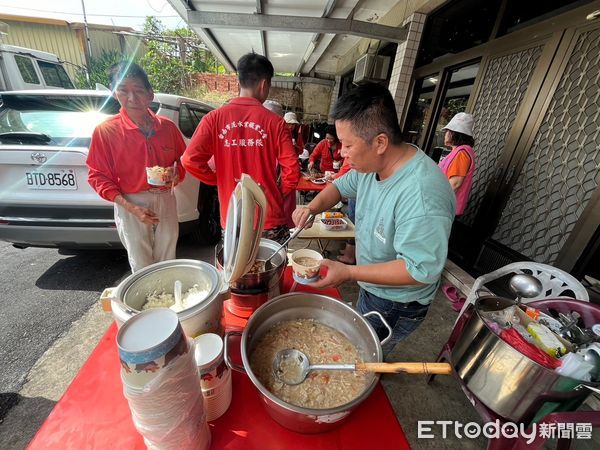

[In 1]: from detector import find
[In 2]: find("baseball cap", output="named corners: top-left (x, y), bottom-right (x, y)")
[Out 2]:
top-left (442, 112), bottom-right (474, 137)
top-left (284, 112), bottom-right (300, 124)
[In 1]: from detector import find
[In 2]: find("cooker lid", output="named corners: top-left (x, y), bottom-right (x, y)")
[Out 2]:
top-left (223, 174), bottom-right (266, 283)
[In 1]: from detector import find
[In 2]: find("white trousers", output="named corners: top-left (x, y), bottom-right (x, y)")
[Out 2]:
top-left (114, 191), bottom-right (179, 273)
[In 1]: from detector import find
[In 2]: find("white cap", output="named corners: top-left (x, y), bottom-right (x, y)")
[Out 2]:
top-left (284, 112), bottom-right (300, 124)
top-left (442, 112), bottom-right (474, 137)
top-left (263, 100), bottom-right (283, 117)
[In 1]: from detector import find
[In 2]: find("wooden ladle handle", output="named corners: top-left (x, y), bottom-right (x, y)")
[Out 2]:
top-left (356, 362), bottom-right (452, 375)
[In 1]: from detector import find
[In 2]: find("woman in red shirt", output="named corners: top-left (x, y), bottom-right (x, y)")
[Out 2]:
top-left (308, 125), bottom-right (343, 173)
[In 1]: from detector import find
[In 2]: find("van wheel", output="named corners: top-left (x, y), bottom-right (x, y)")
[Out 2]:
top-left (190, 183), bottom-right (221, 245)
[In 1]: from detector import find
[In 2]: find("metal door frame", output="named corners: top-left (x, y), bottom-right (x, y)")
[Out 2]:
top-left (405, 0), bottom-right (600, 271)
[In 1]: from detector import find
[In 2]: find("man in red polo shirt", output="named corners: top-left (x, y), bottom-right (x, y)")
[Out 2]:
top-left (87, 62), bottom-right (186, 272)
top-left (182, 53), bottom-right (300, 244)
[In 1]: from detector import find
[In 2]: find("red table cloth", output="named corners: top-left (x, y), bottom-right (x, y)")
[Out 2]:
top-left (28, 268), bottom-right (410, 450)
top-left (295, 177), bottom-right (330, 192)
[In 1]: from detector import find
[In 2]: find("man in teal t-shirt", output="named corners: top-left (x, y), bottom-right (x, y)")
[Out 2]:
top-left (292, 82), bottom-right (455, 357)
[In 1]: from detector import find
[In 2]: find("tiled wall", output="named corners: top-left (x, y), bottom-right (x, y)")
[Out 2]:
top-left (388, 13), bottom-right (426, 124)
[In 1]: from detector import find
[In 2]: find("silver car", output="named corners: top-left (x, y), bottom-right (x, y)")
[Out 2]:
top-left (0, 89), bottom-right (220, 249)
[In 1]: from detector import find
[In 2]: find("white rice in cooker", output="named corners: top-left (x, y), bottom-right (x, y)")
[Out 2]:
top-left (142, 284), bottom-right (209, 312)
top-left (249, 319), bottom-right (369, 409)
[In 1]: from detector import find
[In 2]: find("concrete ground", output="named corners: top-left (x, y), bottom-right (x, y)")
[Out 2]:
top-left (3, 234), bottom-right (598, 449)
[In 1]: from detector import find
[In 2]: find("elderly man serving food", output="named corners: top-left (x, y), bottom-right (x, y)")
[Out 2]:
top-left (292, 82), bottom-right (455, 357)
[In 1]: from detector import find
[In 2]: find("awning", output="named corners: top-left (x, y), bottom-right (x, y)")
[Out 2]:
top-left (167, 0), bottom-right (415, 76)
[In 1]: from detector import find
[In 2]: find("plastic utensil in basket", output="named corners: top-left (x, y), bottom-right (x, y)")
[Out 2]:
top-left (321, 217), bottom-right (348, 231)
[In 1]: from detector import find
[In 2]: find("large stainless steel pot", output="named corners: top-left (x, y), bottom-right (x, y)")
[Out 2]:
top-left (111, 259), bottom-right (228, 337)
top-left (216, 238), bottom-right (286, 294)
top-left (224, 292), bottom-right (391, 434)
top-left (452, 296), bottom-right (600, 424)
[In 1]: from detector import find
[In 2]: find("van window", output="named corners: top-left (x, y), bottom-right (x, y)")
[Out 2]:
top-left (179, 103), bottom-right (208, 138)
top-left (38, 61), bottom-right (74, 88)
top-left (14, 55), bottom-right (40, 85)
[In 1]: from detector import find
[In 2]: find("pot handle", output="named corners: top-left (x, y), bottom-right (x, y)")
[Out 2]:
top-left (224, 330), bottom-right (246, 373)
top-left (363, 311), bottom-right (393, 346)
top-left (100, 287), bottom-right (138, 315)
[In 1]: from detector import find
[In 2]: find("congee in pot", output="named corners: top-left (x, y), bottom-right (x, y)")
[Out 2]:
top-left (249, 319), bottom-right (369, 409)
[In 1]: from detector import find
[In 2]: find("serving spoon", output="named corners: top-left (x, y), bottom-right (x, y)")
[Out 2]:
top-left (174, 280), bottom-right (183, 310)
top-left (272, 348), bottom-right (452, 385)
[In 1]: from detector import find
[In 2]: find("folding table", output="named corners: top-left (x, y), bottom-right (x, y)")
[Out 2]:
top-left (28, 267), bottom-right (410, 450)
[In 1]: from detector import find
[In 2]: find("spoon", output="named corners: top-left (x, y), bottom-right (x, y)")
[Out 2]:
top-left (509, 274), bottom-right (543, 305)
top-left (263, 214), bottom-right (315, 270)
top-left (174, 280), bottom-right (183, 310)
top-left (272, 348), bottom-right (452, 385)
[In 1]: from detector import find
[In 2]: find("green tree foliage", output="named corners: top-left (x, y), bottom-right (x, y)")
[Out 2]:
top-left (139, 17), bottom-right (225, 95)
top-left (75, 17), bottom-right (226, 94)
top-left (74, 49), bottom-right (126, 89)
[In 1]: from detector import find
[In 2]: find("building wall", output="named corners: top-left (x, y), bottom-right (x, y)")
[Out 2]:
top-left (301, 81), bottom-right (332, 122)
top-left (86, 30), bottom-right (145, 60)
top-left (1, 19), bottom-right (85, 79)
top-left (0, 16), bottom-right (144, 81)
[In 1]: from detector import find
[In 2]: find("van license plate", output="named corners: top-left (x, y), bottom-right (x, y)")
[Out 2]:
top-left (25, 169), bottom-right (78, 190)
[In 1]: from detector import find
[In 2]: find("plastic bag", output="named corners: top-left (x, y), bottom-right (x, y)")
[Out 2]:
top-left (123, 339), bottom-right (210, 450)
top-left (555, 352), bottom-right (594, 382)
top-left (499, 328), bottom-right (561, 369)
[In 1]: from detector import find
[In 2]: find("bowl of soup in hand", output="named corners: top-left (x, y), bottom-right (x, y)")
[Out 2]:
top-left (290, 249), bottom-right (323, 284)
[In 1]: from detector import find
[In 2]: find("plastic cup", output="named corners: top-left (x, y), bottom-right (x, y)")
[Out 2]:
top-left (290, 249), bottom-right (323, 284)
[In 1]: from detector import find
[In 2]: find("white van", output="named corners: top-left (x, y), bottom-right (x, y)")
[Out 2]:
top-left (0, 44), bottom-right (74, 91)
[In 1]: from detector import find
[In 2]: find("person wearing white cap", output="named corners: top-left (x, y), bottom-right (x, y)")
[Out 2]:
top-left (284, 112), bottom-right (304, 155)
top-left (438, 112), bottom-right (476, 216)
top-left (263, 100), bottom-right (283, 117)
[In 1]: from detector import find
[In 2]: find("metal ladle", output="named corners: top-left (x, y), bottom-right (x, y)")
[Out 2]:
top-left (263, 214), bottom-right (315, 270)
top-left (272, 348), bottom-right (452, 385)
top-left (509, 274), bottom-right (543, 305)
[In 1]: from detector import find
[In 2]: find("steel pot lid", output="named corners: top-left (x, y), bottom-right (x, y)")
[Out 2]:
top-left (223, 174), bottom-right (266, 283)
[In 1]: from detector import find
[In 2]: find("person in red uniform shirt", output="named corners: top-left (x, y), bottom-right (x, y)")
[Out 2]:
top-left (308, 126), bottom-right (343, 173)
top-left (87, 62), bottom-right (186, 272)
top-left (182, 53), bottom-right (300, 244)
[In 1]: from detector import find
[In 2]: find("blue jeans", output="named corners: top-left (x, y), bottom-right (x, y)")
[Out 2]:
top-left (347, 198), bottom-right (356, 222)
top-left (357, 288), bottom-right (429, 357)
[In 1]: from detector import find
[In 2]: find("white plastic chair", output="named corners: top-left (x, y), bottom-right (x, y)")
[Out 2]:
top-left (457, 262), bottom-right (589, 319)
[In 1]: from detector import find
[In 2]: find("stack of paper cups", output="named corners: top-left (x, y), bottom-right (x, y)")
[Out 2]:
top-left (118, 309), bottom-right (211, 450)
top-left (194, 333), bottom-right (232, 421)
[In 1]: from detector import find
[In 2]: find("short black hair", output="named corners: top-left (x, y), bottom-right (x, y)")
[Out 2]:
top-left (446, 130), bottom-right (475, 147)
top-left (108, 62), bottom-right (152, 91)
top-left (325, 125), bottom-right (338, 141)
top-left (331, 82), bottom-right (403, 145)
top-left (237, 53), bottom-right (274, 88)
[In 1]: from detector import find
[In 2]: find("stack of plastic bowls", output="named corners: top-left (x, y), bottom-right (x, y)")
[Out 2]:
top-left (117, 309), bottom-right (210, 450)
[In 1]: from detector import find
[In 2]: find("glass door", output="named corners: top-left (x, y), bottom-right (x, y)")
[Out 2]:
top-left (404, 61), bottom-right (480, 162)
top-left (425, 62), bottom-right (480, 162)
